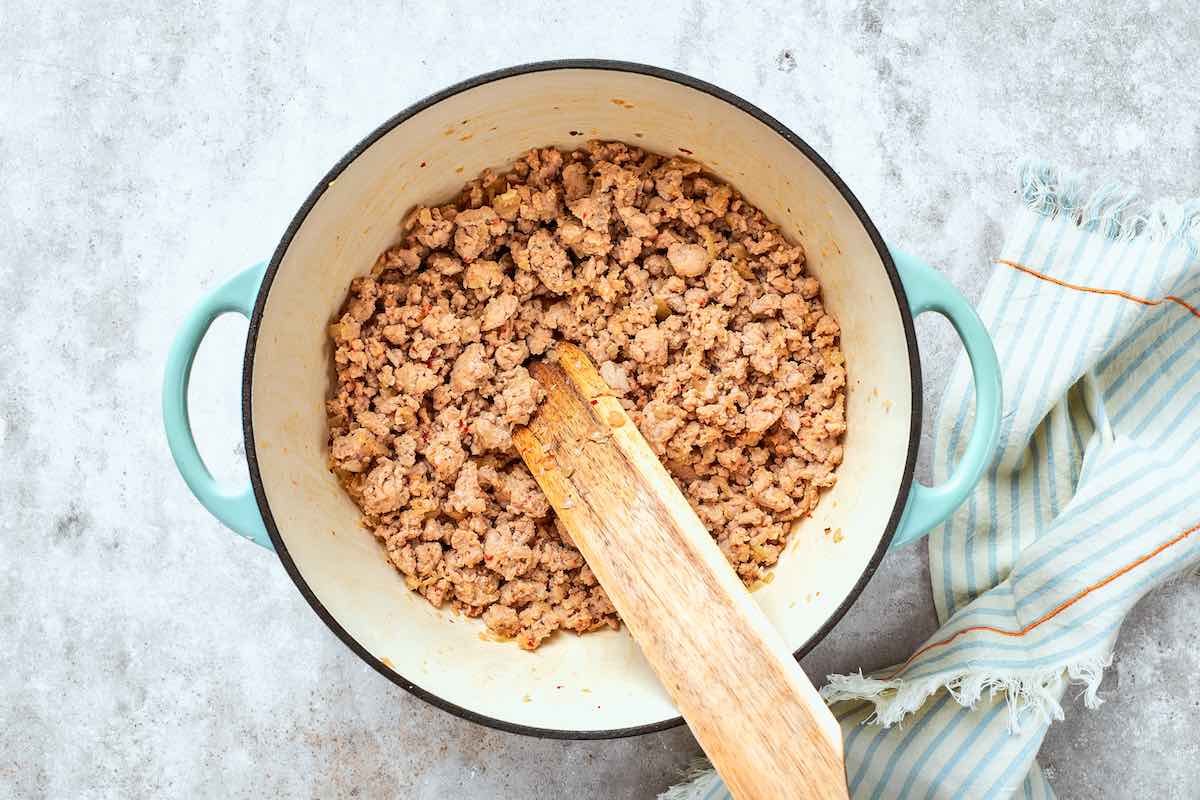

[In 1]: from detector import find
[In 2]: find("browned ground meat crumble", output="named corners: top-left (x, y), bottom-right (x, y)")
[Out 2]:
top-left (326, 141), bottom-right (846, 650)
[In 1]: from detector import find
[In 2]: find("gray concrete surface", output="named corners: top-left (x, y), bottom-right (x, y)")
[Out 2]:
top-left (1, 1), bottom-right (1197, 797)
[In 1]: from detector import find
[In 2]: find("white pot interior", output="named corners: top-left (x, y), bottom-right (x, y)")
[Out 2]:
top-left (249, 66), bottom-right (915, 734)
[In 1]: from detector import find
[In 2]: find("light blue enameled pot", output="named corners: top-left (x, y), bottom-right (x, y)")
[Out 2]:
top-left (163, 61), bottom-right (1001, 739)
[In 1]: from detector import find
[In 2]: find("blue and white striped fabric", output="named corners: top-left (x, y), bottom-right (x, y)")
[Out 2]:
top-left (664, 166), bottom-right (1200, 799)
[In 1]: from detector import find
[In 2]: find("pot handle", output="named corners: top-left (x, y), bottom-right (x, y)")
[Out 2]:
top-left (162, 263), bottom-right (272, 549)
top-left (889, 247), bottom-right (1002, 548)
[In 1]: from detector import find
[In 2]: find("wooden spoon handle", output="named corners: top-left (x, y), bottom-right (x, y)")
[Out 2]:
top-left (513, 343), bottom-right (847, 800)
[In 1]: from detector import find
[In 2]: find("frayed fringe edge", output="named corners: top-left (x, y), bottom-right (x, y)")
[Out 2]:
top-left (657, 756), bottom-right (722, 800)
top-left (820, 653), bottom-right (1114, 734)
top-left (1018, 161), bottom-right (1200, 254)
top-left (656, 655), bottom-right (1117, 797)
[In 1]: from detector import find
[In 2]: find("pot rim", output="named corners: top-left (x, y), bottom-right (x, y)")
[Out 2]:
top-left (242, 58), bottom-right (922, 740)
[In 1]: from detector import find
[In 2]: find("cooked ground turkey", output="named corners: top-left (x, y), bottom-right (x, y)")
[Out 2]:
top-left (326, 141), bottom-right (847, 650)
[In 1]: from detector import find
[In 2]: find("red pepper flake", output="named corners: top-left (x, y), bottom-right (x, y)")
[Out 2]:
top-left (590, 399), bottom-right (598, 405)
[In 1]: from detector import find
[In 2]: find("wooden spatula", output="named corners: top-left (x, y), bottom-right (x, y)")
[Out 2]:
top-left (512, 343), bottom-right (848, 800)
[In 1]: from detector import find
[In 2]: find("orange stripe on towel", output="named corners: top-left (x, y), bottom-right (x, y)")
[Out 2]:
top-left (995, 258), bottom-right (1200, 320)
top-left (884, 520), bottom-right (1200, 679)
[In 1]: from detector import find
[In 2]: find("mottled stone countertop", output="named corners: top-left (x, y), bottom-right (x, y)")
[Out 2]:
top-left (2, 1), bottom-right (1197, 797)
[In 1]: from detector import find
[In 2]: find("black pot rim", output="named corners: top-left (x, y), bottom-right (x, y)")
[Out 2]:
top-left (242, 58), bottom-right (921, 741)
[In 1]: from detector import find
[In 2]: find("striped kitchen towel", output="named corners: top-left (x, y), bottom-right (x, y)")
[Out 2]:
top-left (663, 165), bottom-right (1200, 799)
